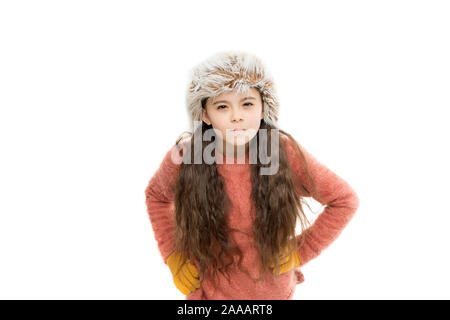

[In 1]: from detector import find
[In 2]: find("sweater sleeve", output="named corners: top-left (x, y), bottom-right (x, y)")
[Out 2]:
top-left (282, 137), bottom-right (360, 267)
top-left (144, 143), bottom-right (184, 264)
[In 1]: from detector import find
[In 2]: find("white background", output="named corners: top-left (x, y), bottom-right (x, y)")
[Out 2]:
top-left (1, 0), bottom-right (449, 300)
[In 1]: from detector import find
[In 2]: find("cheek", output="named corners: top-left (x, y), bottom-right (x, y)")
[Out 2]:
top-left (249, 111), bottom-right (263, 129)
top-left (212, 126), bottom-right (229, 140)
top-left (208, 118), bottom-right (226, 134)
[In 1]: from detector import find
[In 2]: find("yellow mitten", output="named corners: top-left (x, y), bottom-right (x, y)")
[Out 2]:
top-left (269, 247), bottom-right (301, 275)
top-left (166, 251), bottom-right (201, 295)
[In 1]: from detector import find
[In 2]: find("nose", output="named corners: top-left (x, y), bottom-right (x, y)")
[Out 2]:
top-left (231, 106), bottom-right (243, 122)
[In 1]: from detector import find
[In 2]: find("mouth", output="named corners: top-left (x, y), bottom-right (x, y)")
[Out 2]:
top-left (231, 129), bottom-right (246, 135)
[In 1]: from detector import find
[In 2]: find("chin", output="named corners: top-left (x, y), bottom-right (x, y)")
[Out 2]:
top-left (223, 138), bottom-right (247, 149)
top-left (233, 136), bottom-right (249, 145)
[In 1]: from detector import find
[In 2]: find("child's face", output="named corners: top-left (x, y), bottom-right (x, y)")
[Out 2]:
top-left (202, 87), bottom-right (264, 149)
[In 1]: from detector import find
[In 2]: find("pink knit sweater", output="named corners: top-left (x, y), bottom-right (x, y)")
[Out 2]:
top-left (145, 136), bottom-right (360, 300)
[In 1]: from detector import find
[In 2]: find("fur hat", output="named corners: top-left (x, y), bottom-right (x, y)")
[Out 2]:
top-left (185, 50), bottom-right (280, 132)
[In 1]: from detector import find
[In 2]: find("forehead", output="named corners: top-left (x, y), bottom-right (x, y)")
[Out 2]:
top-left (211, 87), bottom-right (259, 103)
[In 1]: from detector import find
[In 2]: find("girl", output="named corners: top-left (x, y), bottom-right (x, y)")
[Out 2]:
top-left (145, 51), bottom-right (360, 300)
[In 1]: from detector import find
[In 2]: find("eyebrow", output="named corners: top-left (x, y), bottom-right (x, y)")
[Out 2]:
top-left (213, 97), bottom-right (256, 105)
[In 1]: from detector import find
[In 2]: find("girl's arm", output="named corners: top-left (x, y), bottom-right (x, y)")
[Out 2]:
top-left (144, 144), bottom-right (183, 264)
top-left (282, 137), bottom-right (360, 267)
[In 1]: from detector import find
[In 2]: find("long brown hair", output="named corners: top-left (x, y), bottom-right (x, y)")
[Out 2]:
top-left (172, 108), bottom-right (324, 289)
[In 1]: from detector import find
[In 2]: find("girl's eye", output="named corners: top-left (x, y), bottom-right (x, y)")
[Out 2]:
top-left (217, 103), bottom-right (253, 110)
